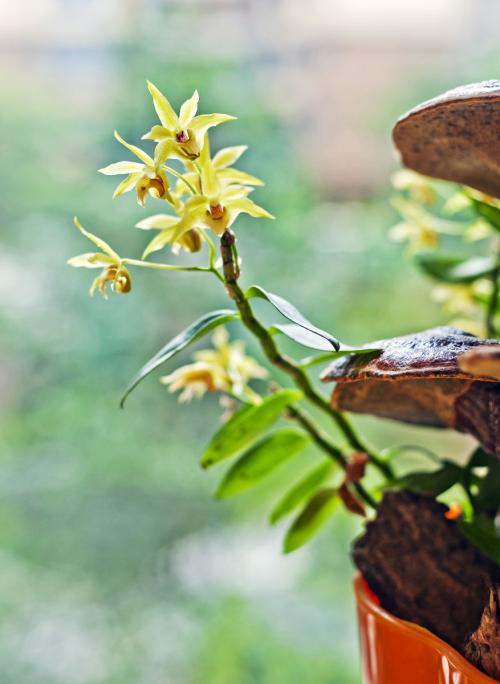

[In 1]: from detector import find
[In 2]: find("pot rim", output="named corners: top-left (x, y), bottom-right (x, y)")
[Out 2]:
top-left (354, 572), bottom-right (498, 684)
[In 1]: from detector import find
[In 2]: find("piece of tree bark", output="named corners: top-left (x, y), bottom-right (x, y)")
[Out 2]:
top-left (322, 327), bottom-right (500, 458)
top-left (464, 585), bottom-right (500, 680)
top-left (352, 490), bottom-right (494, 651)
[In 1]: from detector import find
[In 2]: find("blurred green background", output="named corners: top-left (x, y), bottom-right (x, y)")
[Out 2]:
top-left (1, 2), bottom-right (499, 682)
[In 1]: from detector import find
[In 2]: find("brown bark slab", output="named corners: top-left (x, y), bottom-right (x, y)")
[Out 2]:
top-left (392, 80), bottom-right (500, 198)
top-left (322, 327), bottom-right (500, 457)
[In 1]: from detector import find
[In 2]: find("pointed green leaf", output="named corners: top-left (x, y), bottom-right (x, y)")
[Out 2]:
top-left (460, 516), bottom-right (500, 564)
top-left (472, 199), bottom-right (500, 232)
top-left (246, 286), bottom-right (339, 351)
top-left (471, 456), bottom-right (500, 514)
top-left (467, 447), bottom-right (494, 469)
top-left (270, 324), bottom-right (334, 351)
top-left (395, 461), bottom-right (463, 496)
top-left (283, 488), bottom-right (338, 553)
top-left (120, 310), bottom-right (240, 407)
top-left (270, 461), bottom-right (334, 524)
top-left (298, 347), bottom-right (381, 369)
top-left (215, 429), bottom-right (310, 498)
top-left (201, 389), bottom-right (303, 469)
top-left (415, 253), bottom-right (496, 283)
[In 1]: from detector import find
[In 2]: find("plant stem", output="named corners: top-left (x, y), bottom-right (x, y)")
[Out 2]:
top-left (122, 257), bottom-right (224, 282)
top-left (287, 405), bottom-right (377, 509)
top-left (219, 230), bottom-right (393, 481)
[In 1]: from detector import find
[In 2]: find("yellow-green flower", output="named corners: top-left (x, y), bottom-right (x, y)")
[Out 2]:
top-left (431, 279), bottom-right (491, 336)
top-left (160, 362), bottom-right (228, 402)
top-left (142, 138), bottom-right (273, 258)
top-left (99, 131), bottom-right (174, 207)
top-left (68, 218), bottom-right (131, 298)
top-left (195, 327), bottom-right (268, 397)
top-left (390, 197), bottom-right (460, 252)
top-left (161, 327), bottom-right (267, 402)
top-left (136, 214), bottom-right (203, 255)
top-left (142, 82), bottom-right (236, 160)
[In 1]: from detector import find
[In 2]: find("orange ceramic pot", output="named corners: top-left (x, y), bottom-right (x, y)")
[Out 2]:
top-left (354, 573), bottom-right (497, 684)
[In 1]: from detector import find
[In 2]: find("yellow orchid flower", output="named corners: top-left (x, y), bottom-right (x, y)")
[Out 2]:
top-left (160, 327), bottom-right (267, 402)
top-left (67, 218), bottom-right (131, 298)
top-left (99, 131), bottom-right (175, 207)
top-left (390, 197), bottom-right (461, 253)
top-left (160, 362), bottom-right (229, 402)
top-left (142, 82), bottom-right (236, 160)
top-left (141, 138), bottom-right (273, 258)
top-left (136, 213), bottom-right (203, 255)
top-left (194, 327), bottom-right (268, 397)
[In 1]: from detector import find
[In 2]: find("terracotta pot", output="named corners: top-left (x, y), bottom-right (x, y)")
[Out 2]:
top-left (354, 573), bottom-right (497, 684)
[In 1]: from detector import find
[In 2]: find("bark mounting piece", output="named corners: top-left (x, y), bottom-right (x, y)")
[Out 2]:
top-left (459, 346), bottom-right (500, 381)
top-left (321, 327), bottom-right (500, 458)
top-left (393, 80), bottom-right (500, 198)
top-left (352, 490), bottom-right (494, 652)
top-left (464, 585), bottom-right (500, 680)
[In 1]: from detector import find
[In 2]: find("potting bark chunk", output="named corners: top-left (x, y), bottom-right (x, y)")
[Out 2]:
top-left (352, 490), bottom-right (493, 651)
top-left (464, 585), bottom-right (500, 680)
top-left (459, 346), bottom-right (500, 381)
top-left (392, 80), bottom-right (500, 198)
top-left (321, 327), bottom-right (500, 458)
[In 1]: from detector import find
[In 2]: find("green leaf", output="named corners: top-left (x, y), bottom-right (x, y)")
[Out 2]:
top-left (270, 461), bottom-right (334, 524)
top-left (201, 389), bottom-right (303, 469)
top-left (298, 347), bottom-right (381, 369)
top-left (467, 447), bottom-right (493, 469)
top-left (380, 444), bottom-right (441, 465)
top-left (473, 461), bottom-right (500, 514)
top-left (246, 285), bottom-right (339, 351)
top-left (120, 310), bottom-right (239, 407)
top-left (472, 199), bottom-right (500, 232)
top-left (460, 516), bottom-right (500, 564)
top-left (215, 429), bottom-right (310, 498)
top-left (415, 253), bottom-right (496, 283)
top-left (283, 487), bottom-right (338, 553)
top-left (396, 461), bottom-right (463, 496)
top-left (270, 324), bottom-right (334, 351)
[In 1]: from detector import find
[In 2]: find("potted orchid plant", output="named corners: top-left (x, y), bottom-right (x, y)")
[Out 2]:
top-left (69, 79), bottom-right (500, 683)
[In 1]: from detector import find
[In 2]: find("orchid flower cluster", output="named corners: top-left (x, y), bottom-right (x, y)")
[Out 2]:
top-left (391, 170), bottom-right (500, 337)
top-left (69, 82), bottom-right (273, 298)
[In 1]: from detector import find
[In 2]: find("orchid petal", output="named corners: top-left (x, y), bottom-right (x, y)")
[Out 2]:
top-left (136, 214), bottom-right (179, 230)
top-left (178, 90), bottom-right (199, 130)
top-left (147, 81), bottom-right (179, 130)
top-left (73, 217), bottom-right (120, 260)
top-left (199, 134), bottom-right (220, 199)
top-left (218, 168), bottom-right (264, 187)
top-left (67, 253), bottom-right (115, 268)
top-left (225, 197), bottom-right (274, 226)
top-left (213, 145), bottom-right (248, 169)
top-left (189, 113), bottom-right (236, 137)
top-left (98, 161), bottom-right (144, 176)
top-left (114, 131), bottom-right (154, 167)
top-left (113, 173), bottom-right (142, 199)
top-left (142, 125), bottom-right (171, 141)
top-left (142, 229), bottom-right (178, 258)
